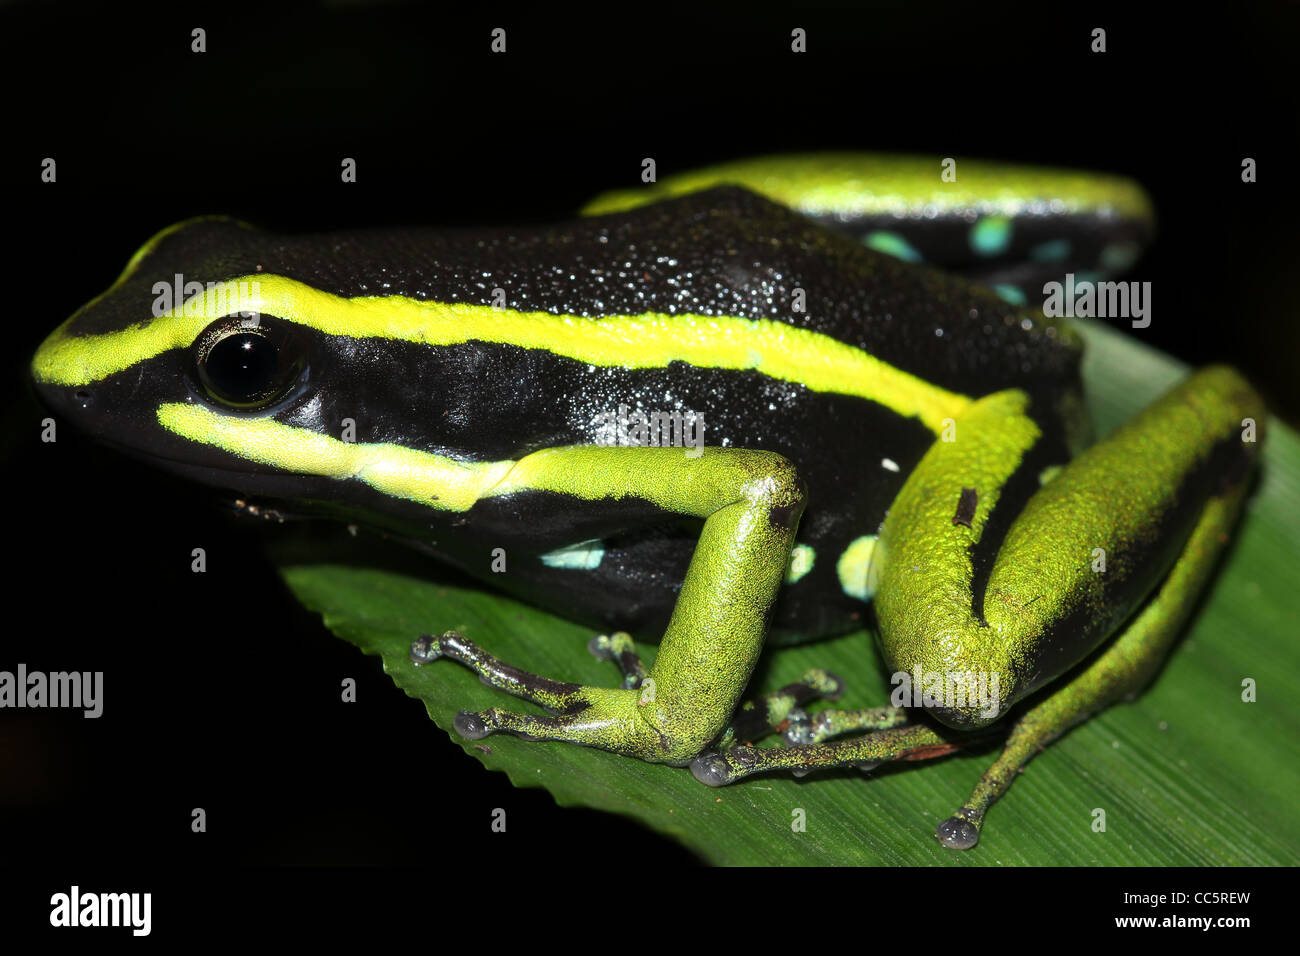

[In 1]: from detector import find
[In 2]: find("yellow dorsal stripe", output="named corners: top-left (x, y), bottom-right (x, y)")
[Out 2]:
top-left (41, 274), bottom-right (971, 432)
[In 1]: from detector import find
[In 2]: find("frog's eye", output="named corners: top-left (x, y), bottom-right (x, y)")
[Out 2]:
top-left (194, 313), bottom-right (309, 409)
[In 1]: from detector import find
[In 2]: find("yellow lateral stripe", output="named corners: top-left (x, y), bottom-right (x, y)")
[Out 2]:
top-left (35, 315), bottom-right (211, 388)
top-left (157, 403), bottom-right (516, 512)
top-left (32, 216), bottom-right (255, 388)
top-left (45, 274), bottom-right (971, 431)
top-left (158, 404), bottom-right (803, 518)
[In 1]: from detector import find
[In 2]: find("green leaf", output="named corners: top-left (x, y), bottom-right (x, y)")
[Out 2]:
top-left (280, 320), bottom-right (1300, 865)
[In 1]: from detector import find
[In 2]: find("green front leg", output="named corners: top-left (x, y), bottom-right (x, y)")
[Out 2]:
top-left (418, 445), bottom-right (805, 763)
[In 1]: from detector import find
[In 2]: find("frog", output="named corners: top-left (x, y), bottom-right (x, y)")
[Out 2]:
top-left (30, 154), bottom-right (1265, 850)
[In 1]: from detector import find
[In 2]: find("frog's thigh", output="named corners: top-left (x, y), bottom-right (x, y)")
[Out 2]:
top-left (875, 365), bottom-right (1264, 730)
top-left (428, 445), bottom-right (807, 765)
top-left (938, 481), bottom-right (1248, 848)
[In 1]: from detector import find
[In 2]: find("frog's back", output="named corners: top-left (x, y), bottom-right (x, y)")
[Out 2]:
top-left (87, 187), bottom-right (1080, 384)
top-left (276, 185), bottom-right (1080, 638)
top-left (50, 187), bottom-right (1085, 640)
top-left (126, 187), bottom-right (1080, 396)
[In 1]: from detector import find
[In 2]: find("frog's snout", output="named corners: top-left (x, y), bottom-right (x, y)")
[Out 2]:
top-left (31, 373), bottom-right (94, 431)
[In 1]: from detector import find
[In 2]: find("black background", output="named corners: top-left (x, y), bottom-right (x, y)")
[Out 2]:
top-left (1, 0), bottom-right (1296, 895)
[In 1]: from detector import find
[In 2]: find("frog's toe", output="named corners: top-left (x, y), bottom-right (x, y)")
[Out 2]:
top-left (408, 634), bottom-right (444, 664)
top-left (452, 706), bottom-right (569, 743)
top-left (936, 812), bottom-right (981, 850)
top-left (820, 671), bottom-right (846, 701)
top-left (692, 722), bottom-right (954, 786)
top-left (454, 710), bottom-right (491, 739)
top-left (690, 751), bottom-right (737, 787)
top-left (447, 698), bottom-right (701, 759)
top-left (421, 630), bottom-right (589, 713)
top-left (779, 707), bottom-right (813, 745)
top-left (586, 631), bottom-right (647, 689)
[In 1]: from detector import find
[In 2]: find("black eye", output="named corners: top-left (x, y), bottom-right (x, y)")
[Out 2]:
top-left (195, 313), bottom-right (308, 409)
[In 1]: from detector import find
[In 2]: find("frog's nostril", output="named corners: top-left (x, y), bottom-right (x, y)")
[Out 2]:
top-left (73, 388), bottom-right (92, 407)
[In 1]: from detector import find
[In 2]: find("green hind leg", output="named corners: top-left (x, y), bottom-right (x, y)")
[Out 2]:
top-left (688, 469), bottom-right (1250, 848)
top-left (935, 482), bottom-right (1248, 847)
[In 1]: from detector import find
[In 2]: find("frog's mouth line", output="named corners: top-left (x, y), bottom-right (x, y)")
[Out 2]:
top-left (73, 427), bottom-right (325, 507)
top-left (120, 443), bottom-right (404, 537)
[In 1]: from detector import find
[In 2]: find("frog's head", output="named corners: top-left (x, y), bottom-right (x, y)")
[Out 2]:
top-left (34, 218), bottom-right (321, 496)
top-left (31, 217), bottom-right (508, 530)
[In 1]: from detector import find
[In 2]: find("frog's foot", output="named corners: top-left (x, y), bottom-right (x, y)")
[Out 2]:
top-left (690, 721), bottom-right (963, 787)
top-left (409, 629), bottom-right (705, 762)
top-left (586, 631), bottom-right (648, 690)
top-left (411, 630), bottom-right (591, 715)
top-left (703, 690), bottom-right (917, 777)
top-left (713, 670), bottom-right (909, 751)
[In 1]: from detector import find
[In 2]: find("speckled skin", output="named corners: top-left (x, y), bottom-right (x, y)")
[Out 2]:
top-left (33, 187), bottom-right (1083, 642)
top-left (30, 156), bottom-right (1264, 849)
top-left (874, 367), bottom-right (1263, 729)
top-left (584, 153), bottom-right (1155, 292)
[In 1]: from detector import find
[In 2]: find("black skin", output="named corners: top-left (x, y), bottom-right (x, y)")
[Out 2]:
top-left (40, 187), bottom-right (1083, 642)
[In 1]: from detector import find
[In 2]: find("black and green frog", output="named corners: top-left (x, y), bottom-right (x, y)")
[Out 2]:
top-left (31, 154), bottom-right (1264, 849)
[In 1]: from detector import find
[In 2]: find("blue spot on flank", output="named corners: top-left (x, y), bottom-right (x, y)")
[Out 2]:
top-left (992, 284), bottom-right (1027, 305)
top-left (540, 539), bottom-right (606, 570)
top-left (970, 216), bottom-right (1012, 257)
top-left (863, 231), bottom-right (923, 263)
top-left (1030, 239), bottom-right (1072, 262)
top-left (1100, 241), bottom-right (1141, 272)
